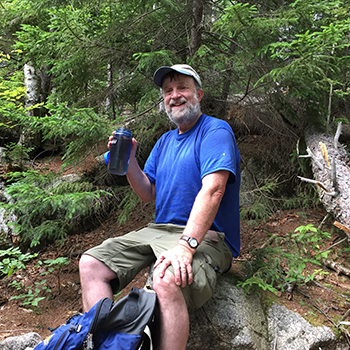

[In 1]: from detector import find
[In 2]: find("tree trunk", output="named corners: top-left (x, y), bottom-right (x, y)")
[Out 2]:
top-left (303, 127), bottom-right (350, 236)
top-left (18, 63), bottom-right (41, 152)
top-left (342, 24), bottom-right (350, 122)
top-left (24, 63), bottom-right (39, 115)
top-left (106, 61), bottom-right (116, 119)
top-left (188, 0), bottom-right (203, 60)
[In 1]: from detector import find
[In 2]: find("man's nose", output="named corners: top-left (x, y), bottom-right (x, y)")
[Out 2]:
top-left (170, 88), bottom-right (181, 99)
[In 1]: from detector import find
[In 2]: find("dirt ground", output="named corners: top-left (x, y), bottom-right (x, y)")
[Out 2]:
top-left (1, 153), bottom-right (350, 344)
top-left (1, 205), bottom-right (350, 343)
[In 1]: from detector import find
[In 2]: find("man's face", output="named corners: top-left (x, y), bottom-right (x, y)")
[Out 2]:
top-left (162, 74), bottom-right (203, 127)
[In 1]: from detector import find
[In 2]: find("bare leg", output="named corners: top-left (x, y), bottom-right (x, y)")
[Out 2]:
top-left (153, 268), bottom-right (189, 350)
top-left (79, 254), bottom-right (117, 312)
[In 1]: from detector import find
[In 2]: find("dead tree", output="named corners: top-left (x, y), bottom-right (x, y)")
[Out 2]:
top-left (299, 123), bottom-right (350, 239)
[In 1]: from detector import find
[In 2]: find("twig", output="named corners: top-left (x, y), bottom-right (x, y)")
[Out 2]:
top-left (299, 147), bottom-right (324, 170)
top-left (311, 280), bottom-right (350, 299)
top-left (295, 287), bottom-right (337, 327)
top-left (297, 177), bottom-right (327, 191)
top-left (339, 309), bottom-right (350, 324)
top-left (334, 122), bottom-right (342, 149)
top-left (330, 157), bottom-right (339, 195)
top-left (318, 213), bottom-right (329, 230)
top-left (319, 237), bottom-right (347, 254)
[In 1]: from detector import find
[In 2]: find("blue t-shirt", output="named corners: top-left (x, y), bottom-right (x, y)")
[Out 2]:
top-left (144, 114), bottom-right (241, 257)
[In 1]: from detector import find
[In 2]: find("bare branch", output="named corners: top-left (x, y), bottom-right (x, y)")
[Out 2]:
top-left (334, 122), bottom-right (342, 149)
top-left (299, 147), bottom-right (324, 170)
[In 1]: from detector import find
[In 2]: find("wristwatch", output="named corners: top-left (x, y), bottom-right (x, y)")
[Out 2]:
top-left (180, 235), bottom-right (199, 249)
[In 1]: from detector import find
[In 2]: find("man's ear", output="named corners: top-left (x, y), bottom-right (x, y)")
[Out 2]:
top-left (197, 88), bottom-right (204, 103)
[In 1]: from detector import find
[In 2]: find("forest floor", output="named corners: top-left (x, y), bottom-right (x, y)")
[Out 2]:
top-left (1, 205), bottom-right (350, 343)
top-left (1, 152), bottom-right (350, 344)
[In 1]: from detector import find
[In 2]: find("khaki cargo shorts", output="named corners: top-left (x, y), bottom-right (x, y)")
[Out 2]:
top-left (84, 223), bottom-right (233, 309)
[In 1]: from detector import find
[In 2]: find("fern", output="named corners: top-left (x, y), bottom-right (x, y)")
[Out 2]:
top-left (1, 170), bottom-right (111, 247)
top-left (116, 188), bottom-right (143, 224)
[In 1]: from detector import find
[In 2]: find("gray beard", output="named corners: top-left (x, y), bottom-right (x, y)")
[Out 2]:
top-left (166, 99), bottom-right (200, 127)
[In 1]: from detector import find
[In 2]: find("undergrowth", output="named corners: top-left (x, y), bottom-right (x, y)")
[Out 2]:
top-left (237, 224), bottom-right (331, 294)
top-left (1, 170), bottom-right (111, 247)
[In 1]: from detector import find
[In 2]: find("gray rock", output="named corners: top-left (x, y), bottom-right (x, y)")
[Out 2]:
top-left (0, 147), bottom-right (7, 166)
top-left (0, 332), bottom-right (42, 350)
top-left (187, 272), bottom-right (340, 350)
top-left (187, 273), bottom-right (270, 350)
top-left (268, 303), bottom-right (336, 350)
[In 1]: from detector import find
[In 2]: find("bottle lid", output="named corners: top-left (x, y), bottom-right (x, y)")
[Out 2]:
top-left (116, 127), bottom-right (132, 136)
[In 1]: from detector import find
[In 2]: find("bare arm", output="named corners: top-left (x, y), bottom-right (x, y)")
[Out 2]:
top-left (154, 170), bottom-right (230, 287)
top-left (126, 138), bottom-right (156, 202)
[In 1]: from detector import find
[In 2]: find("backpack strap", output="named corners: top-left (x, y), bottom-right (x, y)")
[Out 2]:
top-left (124, 287), bottom-right (141, 323)
top-left (89, 297), bottom-right (114, 334)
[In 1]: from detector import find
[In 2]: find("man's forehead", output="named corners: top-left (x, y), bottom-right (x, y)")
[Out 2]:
top-left (162, 73), bottom-right (195, 88)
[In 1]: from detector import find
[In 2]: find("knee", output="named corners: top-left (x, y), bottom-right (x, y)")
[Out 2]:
top-left (79, 254), bottom-right (96, 274)
top-left (79, 254), bottom-right (106, 279)
top-left (79, 254), bottom-right (117, 282)
top-left (152, 268), bottom-right (180, 301)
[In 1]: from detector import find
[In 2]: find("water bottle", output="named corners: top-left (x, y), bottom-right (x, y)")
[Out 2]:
top-left (105, 127), bottom-right (132, 175)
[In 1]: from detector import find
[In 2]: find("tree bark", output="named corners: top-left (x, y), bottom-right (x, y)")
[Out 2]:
top-left (303, 128), bottom-right (350, 236)
top-left (188, 0), bottom-right (203, 60)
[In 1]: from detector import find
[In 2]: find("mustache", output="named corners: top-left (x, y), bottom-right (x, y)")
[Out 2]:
top-left (169, 97), bottom-right (187, 106)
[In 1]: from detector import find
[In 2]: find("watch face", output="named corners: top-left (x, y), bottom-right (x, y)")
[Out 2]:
top-left (189, 238), bottom-right (198, 248)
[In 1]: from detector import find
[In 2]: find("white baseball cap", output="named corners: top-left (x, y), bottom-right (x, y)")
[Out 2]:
top-left (153, 64), bottom-right (202, 88)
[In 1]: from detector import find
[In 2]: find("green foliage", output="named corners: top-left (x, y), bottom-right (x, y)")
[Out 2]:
top-left (240, 203), bottom-right (268, 221)
top-left (22, 101), bottom-right (112, 168)
top-left (238, 224), bottom-right (331, 294)
top-left (4, 142), bottom-right (34, 170)
top-left (0, 70), bottom-right (27, 127)
top-left (282, 183), bottom-right (320, 210)
top-left (7, 256), bottom-right (70, 307)
top-left (116, 187), bottom-right (143, 224)
top-left (0, 247), bottom-right (38, 277)
top-left (1, 171), bottom-right (111, 247)
top-left (35, 257), bottom-right (70, 294)
top-left (10, 279), bottom-right (51, 307)
top-left (240, 175), bottom-right (281, 220)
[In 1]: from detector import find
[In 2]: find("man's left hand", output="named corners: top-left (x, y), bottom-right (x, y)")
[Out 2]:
top-left (154, 245), bottom-right (194, 288)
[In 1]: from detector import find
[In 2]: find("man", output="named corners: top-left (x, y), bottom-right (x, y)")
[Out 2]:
top-left (79, 64), bottom-right (241, 350)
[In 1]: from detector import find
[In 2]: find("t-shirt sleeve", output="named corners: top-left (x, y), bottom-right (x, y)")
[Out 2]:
top-left (200, 127), bottom-right (240, 183)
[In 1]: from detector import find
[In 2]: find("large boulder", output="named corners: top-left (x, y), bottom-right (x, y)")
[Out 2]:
top-left (186, 272), bottom-right (342, 350)
top-left (269, 303), bottom-right (336, 350)
top-left (0, 332), bottom-right (41, 350)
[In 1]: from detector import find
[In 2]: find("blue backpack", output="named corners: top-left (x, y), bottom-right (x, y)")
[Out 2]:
top-left (34, 286), bottom-right (158, 350)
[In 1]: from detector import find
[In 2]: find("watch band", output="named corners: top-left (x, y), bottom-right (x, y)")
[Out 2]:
top-left (180, 235), bottom-right (199, 249)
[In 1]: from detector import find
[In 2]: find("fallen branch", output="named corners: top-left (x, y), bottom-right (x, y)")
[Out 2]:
top-left (311, 280), bottom-right (350, 299)
top-left (318, 213), bottom-right (330, 230)
top-left (295, 287), bottom-right (337, 327)
top-left (321, 258), bottom-right (350, 277)
top-left (338, 309), bottom-right (350, 327)
top-left (320, 237), bottom-right (347, 254)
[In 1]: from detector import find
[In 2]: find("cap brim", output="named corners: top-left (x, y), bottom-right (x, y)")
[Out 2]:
top-left (153, 66), bottom-right (199, 88)
top-left (153, 66), bottom-right (174, 88)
